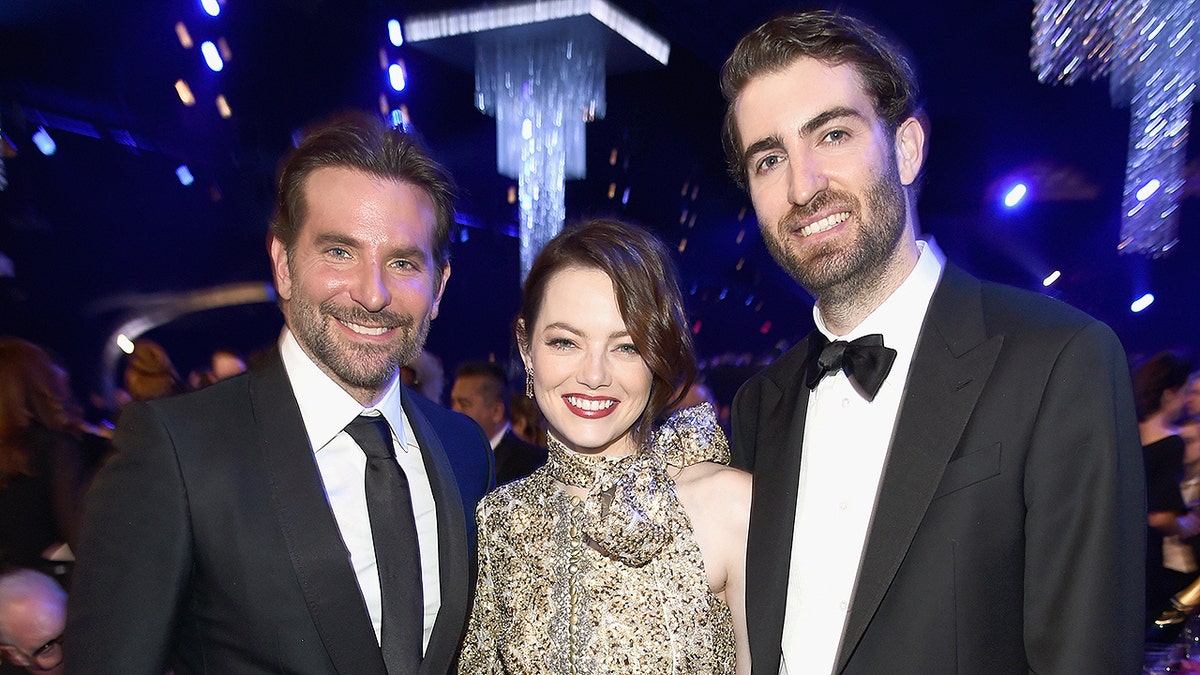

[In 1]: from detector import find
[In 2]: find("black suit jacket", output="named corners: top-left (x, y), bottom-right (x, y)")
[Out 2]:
top-left (732, 264), bottom-right (1145, 674)
top-left (66, 352), bottom-right (493, 674)
top-left (493, 429), bottom-right (546, 485)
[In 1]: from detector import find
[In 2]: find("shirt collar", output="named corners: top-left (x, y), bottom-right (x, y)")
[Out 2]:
top-left (489, 422), bottom-right (512, 450)
top-left (277, 328), bottom-right (407, 453)
top-left (813, 237), bottom-right (946, 347)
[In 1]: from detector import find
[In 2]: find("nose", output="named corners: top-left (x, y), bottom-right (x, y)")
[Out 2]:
top-left (351, 261), bottom-right (391, 313)
top-left (787, 152), bottom-right (828, 207)
top-left (576, 347), bottom-right (612, 390)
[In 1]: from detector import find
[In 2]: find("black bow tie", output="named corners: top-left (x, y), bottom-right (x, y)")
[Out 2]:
top-left (803, 331), bottom-right (898, 402)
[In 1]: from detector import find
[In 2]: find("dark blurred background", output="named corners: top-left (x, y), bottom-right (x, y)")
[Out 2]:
top-left (1, 0), bottom-right (1196, 411)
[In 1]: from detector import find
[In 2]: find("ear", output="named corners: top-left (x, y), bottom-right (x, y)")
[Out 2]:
top-left (894, 116), bottom-right (926, 187)
top-left (488, 397), bottom-right (506, 425)
top-left (268, 234), bottom-right (293, 301)
top-left (430, 263), bottom-right (451, 321)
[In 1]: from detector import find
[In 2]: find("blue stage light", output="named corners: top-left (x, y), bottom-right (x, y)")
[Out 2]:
top-left (1041, 270), bottom-right (1060, 287)
top-left (1131, 293), bottom-right (1155, 313)
top-left (388, 19), bottom-right (404, 46)
top-left (201, 41), bottom-right (224, 72)
top-left (176, 165), bottom-right (194, 186)
top-left (1003, 183), bottom-right (1028, 208)
top-left (32, 127), bottom-right (56, 156)
top-left (388, 63), bottom-right (406, 91)
top-left (200, 0), bottom-right (220, 17)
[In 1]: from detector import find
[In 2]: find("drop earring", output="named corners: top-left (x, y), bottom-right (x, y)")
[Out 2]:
top-left (525, 369), bottom-right (534, 398)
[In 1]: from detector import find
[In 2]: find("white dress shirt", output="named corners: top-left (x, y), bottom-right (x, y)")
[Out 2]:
top-left (278, 329), bottom-right (441, 654)
top-left (780, 239), bottom-right (945, 675)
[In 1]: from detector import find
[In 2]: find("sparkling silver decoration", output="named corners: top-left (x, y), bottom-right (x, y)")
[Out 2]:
top-left (405, 1), bottom-right (669, 280)
top-left (476, 37), bottom-right (606, 280)
top-left (1032, 0), bottom-right (1198, 256)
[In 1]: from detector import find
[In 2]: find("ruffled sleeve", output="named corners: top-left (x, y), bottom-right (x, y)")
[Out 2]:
top-left (649, 402), bottom-right (730, 467)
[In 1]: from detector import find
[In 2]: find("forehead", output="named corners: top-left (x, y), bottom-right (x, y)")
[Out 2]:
top-left (734, 57), bottom-right (877, 147)
top-left (298, 166), bottom-right (437, 245)
top-left (537, 267), bottom-right (623, 326)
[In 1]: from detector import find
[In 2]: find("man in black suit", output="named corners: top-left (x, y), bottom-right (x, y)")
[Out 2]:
top-left (65, 112), bottom-right (494, 674)
top-left (720, 11), bottom-right (1145, 674)
top-left (450, 361), bottom-right (546, 485)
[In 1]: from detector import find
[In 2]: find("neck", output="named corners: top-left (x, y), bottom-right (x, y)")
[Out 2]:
top-left (817, 237), bottom-right (920, 336)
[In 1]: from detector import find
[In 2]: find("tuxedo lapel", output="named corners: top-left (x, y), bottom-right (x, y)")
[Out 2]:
top-left (837, 265), bottom-right (1003, 671)
top-left (743, 337), bottom-right (815, 671)
top-left (250, 353), bottom-right (388, 675)
top-left (401, 389), bottom-right (471, 675)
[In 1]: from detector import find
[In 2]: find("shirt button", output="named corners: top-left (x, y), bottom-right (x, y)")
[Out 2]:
top-left (838, 502), bottom-right (848, 511)
top-left (841, 398), bottom-right (850, 408)
top-left (840, 601), bottom-right (849, 611)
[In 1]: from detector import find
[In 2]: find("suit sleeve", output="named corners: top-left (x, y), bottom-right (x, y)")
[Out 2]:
top-left (730, 384), bottom-right (758, 472)
top-left (1022, 320), bottom-right (1145, 674)
top-left (66, 402), bottom-right (193, 674)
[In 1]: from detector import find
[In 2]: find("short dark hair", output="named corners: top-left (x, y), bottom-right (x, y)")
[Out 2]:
top-left (516, 218), bottom-right (696, 445)
top-left (1133, 351), bottom-right (1196, 421)
top-left (720, 10), bottom-right (922, 188)
top-left (270, 110), bottom-right (458, 275)
top-left (455, 361), bottom-right (510, 410)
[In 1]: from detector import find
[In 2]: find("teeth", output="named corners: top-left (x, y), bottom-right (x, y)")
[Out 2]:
top-left (798, 212), bottom-right (850, 237)
top-left (343, 321), bottom-right (389, 336)
top-left (567, 396), bottom-right (615, 412)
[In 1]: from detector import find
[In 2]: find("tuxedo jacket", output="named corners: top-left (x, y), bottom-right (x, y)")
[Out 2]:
top-left (493, 429), bottom-right (547, 485)
top-left (66, 352), bottom-right (494, 674)
top-left (731, 263), bottom-right (1145, 674)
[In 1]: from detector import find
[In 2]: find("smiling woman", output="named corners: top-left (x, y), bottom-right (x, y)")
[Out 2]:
top-left (459, 218), bottom-right (753, 674)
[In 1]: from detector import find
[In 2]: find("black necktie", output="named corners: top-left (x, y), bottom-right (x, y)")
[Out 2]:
top-left (344, 415), bottom-right (423, 673)
top-left (803, 331), bottom-right (898, 402)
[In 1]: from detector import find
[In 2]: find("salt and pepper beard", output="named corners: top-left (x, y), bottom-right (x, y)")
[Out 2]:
top-left (759, 151), bottom-right (909, 311)
top-left (284, 269), bottom-right (432, 394)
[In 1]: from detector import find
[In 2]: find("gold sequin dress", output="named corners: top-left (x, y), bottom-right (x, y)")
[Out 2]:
top-left (459, 403), bottom-right (736, 674)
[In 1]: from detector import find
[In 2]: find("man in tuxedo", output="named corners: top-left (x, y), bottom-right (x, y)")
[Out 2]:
top-left (450, 361), bottom-right (546, 485)
top-left (65, 112), bottom-right (494, 674)
top-left (720, 11), bottom-right (1144, 674)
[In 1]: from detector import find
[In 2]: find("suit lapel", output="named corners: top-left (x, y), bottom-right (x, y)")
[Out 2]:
top-left (401, 390), bottom-right (471, 675)
top-left (250, 353), bottom-right (388, 675)
top-left (744, 338), bottom-right (815, 672)
top-left (837, 265), bottom-right (1003, 671)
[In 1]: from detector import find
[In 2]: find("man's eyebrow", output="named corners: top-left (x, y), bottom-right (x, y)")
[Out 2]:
top-left (743, 134), bottom-right (784, 162)
top-left (800, 106), bottom-right (866, 137)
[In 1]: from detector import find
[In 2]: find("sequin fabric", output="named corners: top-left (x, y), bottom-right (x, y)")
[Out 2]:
top-left (459, 403), bottom-right (736, 674)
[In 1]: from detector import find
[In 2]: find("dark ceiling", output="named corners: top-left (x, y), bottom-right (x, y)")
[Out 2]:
top-left (1, 0), bottom-right (1196, 407)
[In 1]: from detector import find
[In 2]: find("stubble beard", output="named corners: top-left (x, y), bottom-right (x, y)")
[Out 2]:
top-left (287, 292), bottom-right (430, 396)
top-left (760, 161), bottom-right (908, 310)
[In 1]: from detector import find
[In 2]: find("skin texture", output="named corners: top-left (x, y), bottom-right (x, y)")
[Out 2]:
top-left (520, 267), bottom-right (652, 459)
top-left (734, 57), bottom-right (925, 335)
top-left (0, 570), bottom-right (66, 675)
top-left (269, 167), bottom-right (450, 407)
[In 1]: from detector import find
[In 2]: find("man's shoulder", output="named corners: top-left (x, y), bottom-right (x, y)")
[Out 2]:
top-left (943, 263), bottom-right (1111, 340)
top-left (736, 339), bottom-right (812, 400)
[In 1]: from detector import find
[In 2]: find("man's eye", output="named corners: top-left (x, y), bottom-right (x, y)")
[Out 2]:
top-left (824, 129), bottom-right (848, 143)
top-left (329, 247), bottom-right (351, 258)
top-left (754, 154), bottom-right (783, 174)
